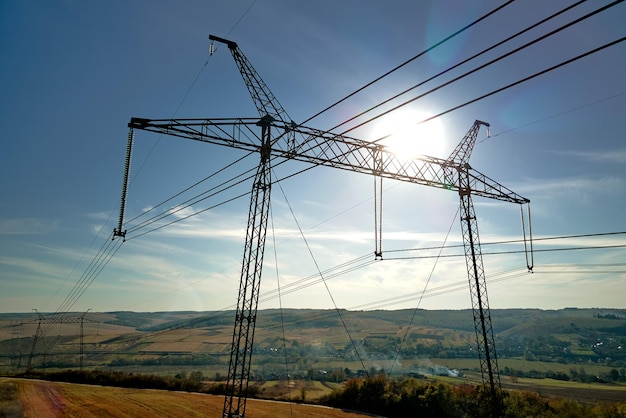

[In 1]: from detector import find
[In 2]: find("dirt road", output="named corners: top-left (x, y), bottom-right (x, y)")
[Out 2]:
top-left (17, 379), bottom-right (66, 418)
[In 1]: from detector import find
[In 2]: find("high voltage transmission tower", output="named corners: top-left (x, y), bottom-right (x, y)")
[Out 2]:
top-left (24, 309), bottom-right (95, 371)
top-left (115, 35), bottom-right (533, 417)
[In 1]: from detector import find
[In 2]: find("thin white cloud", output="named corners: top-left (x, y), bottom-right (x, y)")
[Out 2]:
top-left (515, 176), bottom-right (623, 197)
top-left (557, 149), bottom-right (626, 164)
top-left (0, 218), bottom-right (57, 235)
top-left (0, 255), bottom-right (68, 280)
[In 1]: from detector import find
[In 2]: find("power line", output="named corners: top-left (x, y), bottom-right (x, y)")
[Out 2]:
top-left (386, 231), bottom-right (626, 254)
top-left (124, 151), bottom-right (255, 227)
top-left (328, 0), bottom-right (589, 133)
top-left (274, 173), bottom-right (370, 375)
top-left (125, 159), bottom-right (257, 236)
top-left (258, 232), bottom-right (626, 308)
top-left (389, 206), bottom-right (459, 375)
top-left (415, 35), bottom-right (626, 128)
top-left (301, 0), bottom-right (515, 126)
top-left (334, 1), bottom-right (625, 137)
top-left (486, 91), bottom-right (626, 141)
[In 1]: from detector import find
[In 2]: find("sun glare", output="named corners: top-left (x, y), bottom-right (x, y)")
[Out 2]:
top-left (372, 109), bottom-right (446, 160)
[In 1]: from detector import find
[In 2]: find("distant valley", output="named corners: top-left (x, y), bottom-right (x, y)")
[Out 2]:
top-left (1, 307), bottom-right (625, 385)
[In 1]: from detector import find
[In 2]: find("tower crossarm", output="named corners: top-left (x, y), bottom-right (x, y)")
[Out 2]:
top-left (209, 35), bottom-right (293, 127)
top-left (128, 117), bottom-right (529, 205)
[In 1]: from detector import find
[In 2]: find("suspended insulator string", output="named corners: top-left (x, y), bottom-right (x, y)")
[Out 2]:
top-left (522, 203), bottom-right (534, 270)
top-left (301, 0), bottom-right (515, 125)
top-left (373, 175), bottom-right (383, 259)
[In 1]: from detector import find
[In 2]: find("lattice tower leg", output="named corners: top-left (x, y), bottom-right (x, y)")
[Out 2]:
top-left (223, 125), bottom-right (272, 418)
top-left (458, 171), bottom-right (503, 417)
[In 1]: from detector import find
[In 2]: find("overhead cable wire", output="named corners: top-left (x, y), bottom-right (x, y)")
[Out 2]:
top-left (259, 253), bottom-right (373, 300)
top-left (389, 206), bottom-right (459, 376)
top-left (404, 35), bottom-right (626, 131)
top-left (42, 232), bottom-right (116, 326)
top-left (329, 0), bottom-right (589, 133)
top-left (38, 37), bottom-right (219, 340)
top-left (123, 0), bottom-right (259, 231)
top-left (334, 0), bottom-right (625, 137)
top-left (126, 189), bottom-right (252, 241)
top-left (272, 232), bottom-right (626, 299)
top-left (259, 234), bottom-right (626, 308)
top-left (124, 157), bottom-right (321, 240)
top-left (224, 0), bottom-right (258, 38)
top-left (260, 267), bottom-right (530, 332)
top-left (300, 0), bottom-right (515, 125)
top-left (385, 230), bottom-right (626, 254)
top-left (124, 151), bottom-right (255, 227)
top-left (268, 204), bottom-right (294, 415)
top-left (200, 6), bottom-right (625, 225)
top-left (485, 90), bottom-right (626, 141)
top-left (259, 257), bottom-right (378, 303)
top-left (274, 172), bottom-right (371, 376)
top-left (384, 243), bottom-right (626, 261)
top-left (42, 208), bottom-right (118, 312)
top-left (125, 159), bottom-right (257, 235)
top-left (84, 6), bottom-right (625, 336)
top-left (41, 235), bottom-right (124, 337)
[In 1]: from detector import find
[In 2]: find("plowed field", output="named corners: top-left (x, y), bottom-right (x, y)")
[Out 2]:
top-left (8, 378), bottom-right (369, 418)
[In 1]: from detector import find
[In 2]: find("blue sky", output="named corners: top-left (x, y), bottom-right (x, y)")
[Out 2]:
top-left (1, 1), bottom-right (625, 313)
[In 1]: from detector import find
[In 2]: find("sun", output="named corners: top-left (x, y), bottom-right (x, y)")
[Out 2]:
top-left (371, 109), bottom-right (446, 160)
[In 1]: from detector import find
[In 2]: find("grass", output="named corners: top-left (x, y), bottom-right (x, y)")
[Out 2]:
top-left (0, 380), bottom-right (23, 418)
top-left (257, 379), bottom-right (342, 402)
